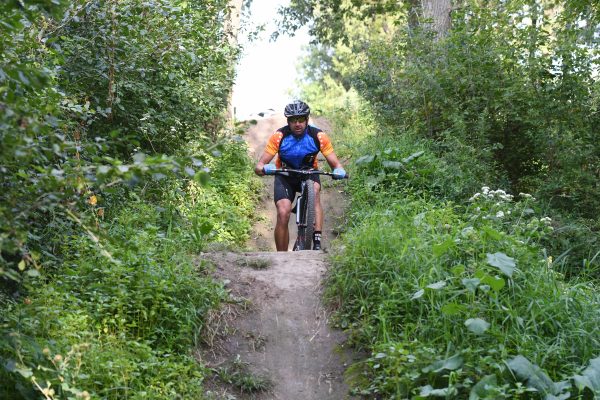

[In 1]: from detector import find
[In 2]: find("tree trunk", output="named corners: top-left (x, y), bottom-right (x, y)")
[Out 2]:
top-left (409, 0), bottom-right (452, 38)
top-left (422, 0), bottom-right (452, 38)
top-left (225, 0), bottom-right (243, 124)
top-left (225, 0), bottom-right (243, 44)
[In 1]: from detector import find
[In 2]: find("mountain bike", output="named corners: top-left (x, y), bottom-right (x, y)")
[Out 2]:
top-left (267, 168), bottom-right (344, 251)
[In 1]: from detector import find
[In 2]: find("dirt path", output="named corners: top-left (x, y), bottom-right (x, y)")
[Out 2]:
top-left (198, 116), bottom-right (357, 399)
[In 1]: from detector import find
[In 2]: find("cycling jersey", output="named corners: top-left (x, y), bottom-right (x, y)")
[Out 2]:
top-left (264, 125), bottom-right (334, 169)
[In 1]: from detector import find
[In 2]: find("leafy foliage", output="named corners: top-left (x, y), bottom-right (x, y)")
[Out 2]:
top-left (1, 0), bottom-right (257, 398)
top-left (324, 103), bottom-right (600, 398)
top-left (296, 0), bottom-right (600, 274)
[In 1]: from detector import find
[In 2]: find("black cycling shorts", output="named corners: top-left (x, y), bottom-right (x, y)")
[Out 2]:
top-left (274, 174), bottom-right (321, 204)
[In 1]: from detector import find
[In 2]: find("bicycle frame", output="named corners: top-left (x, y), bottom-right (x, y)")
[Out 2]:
top-left (269, 168), bottom-right (334, 251)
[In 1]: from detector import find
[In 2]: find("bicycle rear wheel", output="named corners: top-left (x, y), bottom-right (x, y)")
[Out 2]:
top-left (298, 179), bottom-right (315, 250)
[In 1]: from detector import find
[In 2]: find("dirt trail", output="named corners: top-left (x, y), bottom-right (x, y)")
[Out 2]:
top-left (198, 117), bottom-right (357, 399)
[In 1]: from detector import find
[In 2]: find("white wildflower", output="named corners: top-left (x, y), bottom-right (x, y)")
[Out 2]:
top-left (469, 193), bottom-right (481, 202)
top-left (519, 192), bottom-right (533, 199)
top-left (482, 186), bottom-right (490, 195)
top-left (540, 216), bottom-right (552, 225)
top-left (496, 211), bottom-right (505, 218)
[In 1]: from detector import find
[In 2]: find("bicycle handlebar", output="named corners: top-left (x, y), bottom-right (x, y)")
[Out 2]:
top-left (267, 168), bottom-right (348, 179)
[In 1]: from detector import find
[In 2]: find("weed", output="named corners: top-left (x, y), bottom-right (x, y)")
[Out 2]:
top-left (244, 331), bottom-right (267, 352)
top-left (214, 355), bottom-right (272, 394)
top-left (237, 257), bottom-right (271, 270)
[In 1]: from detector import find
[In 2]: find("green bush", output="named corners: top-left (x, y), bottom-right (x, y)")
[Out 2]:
top-left (0, 187), bottom-right (236, 397)
top-left (1, 2), bottom-right (254, 397)
top-left (323, 104), bottom-right (600, 398)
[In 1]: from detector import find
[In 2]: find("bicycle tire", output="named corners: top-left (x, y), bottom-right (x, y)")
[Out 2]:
top-left (302, 178), bottom-right (316, 250)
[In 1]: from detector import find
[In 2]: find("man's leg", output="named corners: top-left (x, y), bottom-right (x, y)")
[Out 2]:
top-left (275, 198), bottom-right (292, 251)
top-left (314, 180), bottom-right (323, 231)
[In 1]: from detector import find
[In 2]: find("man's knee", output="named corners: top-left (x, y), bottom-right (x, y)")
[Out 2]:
top-left (276, 200), bottom-right (292, 222)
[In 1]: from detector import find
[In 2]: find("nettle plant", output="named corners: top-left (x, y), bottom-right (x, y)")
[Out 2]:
top-left (357, 187), bottom-right (600, 398)
top-left (466, 186), bottom-right (554, 246)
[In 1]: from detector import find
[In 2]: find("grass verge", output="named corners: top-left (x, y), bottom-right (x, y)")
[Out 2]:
top-left (324, 102), bottom-right (600, 399)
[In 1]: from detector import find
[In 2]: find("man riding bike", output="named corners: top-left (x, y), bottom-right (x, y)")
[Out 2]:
top-left (254, 100), bottom-right (346, 251)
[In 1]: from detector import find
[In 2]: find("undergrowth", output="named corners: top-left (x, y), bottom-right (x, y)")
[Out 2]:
top-left (321, 100), bottom-right (600, 399)
top-left (0, 139), bottom-right (259, 399)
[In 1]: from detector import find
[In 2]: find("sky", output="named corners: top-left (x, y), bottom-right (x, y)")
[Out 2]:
top-left (231, 0), bottom-right (310, 120)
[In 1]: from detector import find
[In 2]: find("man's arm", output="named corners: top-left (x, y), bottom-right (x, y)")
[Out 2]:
top-left (324, 151), bottom-right (343, 170)
top-left (255, 152), bottom-right (275, 176)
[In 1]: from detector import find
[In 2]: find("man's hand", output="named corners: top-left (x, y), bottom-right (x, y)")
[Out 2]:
top-left (263, 164), bottom-right (276, 175)
top-left (332, 167), bottom-right (347, 180)
top-left (255, 152), bottom-right (276, 176)
top-left (254, 162), bottom-right (265, 176)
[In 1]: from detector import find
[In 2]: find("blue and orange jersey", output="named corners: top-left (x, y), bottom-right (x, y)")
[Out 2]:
top-left (264, 125), bottom-right (334, 169)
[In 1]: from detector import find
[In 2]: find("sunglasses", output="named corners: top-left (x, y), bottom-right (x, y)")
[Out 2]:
top-left (287, 116), bottom-right (308, 123)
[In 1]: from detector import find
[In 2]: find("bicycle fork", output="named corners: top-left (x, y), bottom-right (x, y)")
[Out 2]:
top-left (295, 192), bottom-right (304, 227)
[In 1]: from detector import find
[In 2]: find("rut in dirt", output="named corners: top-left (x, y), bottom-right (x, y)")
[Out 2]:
top-left (201, 251), bottom-right (359, 399)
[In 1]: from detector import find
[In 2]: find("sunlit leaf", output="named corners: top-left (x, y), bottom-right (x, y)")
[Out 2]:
top-left (185, 167), bottom-right (195, 177)
top-left (382, 160), bottom-right (403, 169)
top-left (18, 70), bottom-right (30, 85)
top-left (506, 355), bottom-right (565, 397)
top-left (402, 151), bottom-right (424, 163)
top-left (465, 318), bottom-right (490, 334)
top-left (486, 252), bottom-right (516, 277)
top-left (413, 212), bottom-right (426, 227)
top-left (419, 385), bottom-right (454, 397)
top-left (411, 289), bottom-right (425, 300)
top-left (26, 269), bottom-right (40, 277)
top-left (462, 278), bottom-right (480, 293)
top-left (573, 356), bottom-right (600, 395)
top-left (423, 354), bottom-right (463, 373)
top-left (355, 155), bottom-right (375, 165)
top-left (133, 152), bottom-right (146, 163)
top-left (427, 281), bottom-right (446, 290)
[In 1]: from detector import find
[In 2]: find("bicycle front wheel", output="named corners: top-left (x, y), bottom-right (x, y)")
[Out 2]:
top-left (301, 179), bottom-right (316, 250)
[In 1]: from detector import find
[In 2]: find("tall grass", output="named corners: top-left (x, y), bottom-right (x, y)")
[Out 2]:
top-left (323, 101), bottom-right (600, 398)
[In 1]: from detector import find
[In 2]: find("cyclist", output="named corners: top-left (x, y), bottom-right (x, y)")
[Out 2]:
top-left (254, 100), bottom-right (346, 251)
